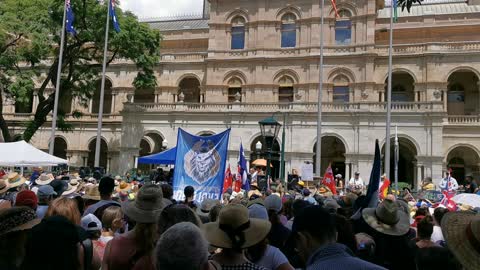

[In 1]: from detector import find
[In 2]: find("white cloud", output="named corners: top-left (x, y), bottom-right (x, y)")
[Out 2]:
top-left (120, 0), bottom-right (205, 19)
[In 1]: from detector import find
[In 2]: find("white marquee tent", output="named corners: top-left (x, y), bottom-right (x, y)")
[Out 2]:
top-left (0, 141), bottom-right (68, 167)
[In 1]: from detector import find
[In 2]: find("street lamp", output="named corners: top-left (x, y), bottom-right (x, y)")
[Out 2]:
top-left (258, 116), bottom-right (282, 182)
top-left (255, 141), bottom-right (262, 151)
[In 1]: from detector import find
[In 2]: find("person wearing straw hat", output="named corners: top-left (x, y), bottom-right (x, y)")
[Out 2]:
top-left (35, 173), bottom-right (54, 186)
top-left (103, 184), bottom-right (165, 270)
top-left (441, 211), bottom-right (480, 270)
top-left (0, 206), bottom-right (41, 269)
top-left (0, 179), bottom-right (9, 197)
top-left (361, 199), bottom-right (415, 270)
top-left (62, 178), bottom-right (81, 197)
top-left (3, 172), bottom-right (27, 204)
top-left (204, 204), bottom-right (271, 270)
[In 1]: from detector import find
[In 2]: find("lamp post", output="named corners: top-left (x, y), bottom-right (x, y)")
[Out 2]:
top-left (258, 116), bottom-right (282, 182)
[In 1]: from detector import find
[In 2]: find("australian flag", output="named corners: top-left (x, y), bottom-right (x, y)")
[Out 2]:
top-left (110, 0), bottom-right (121, 33)
top-left (65, 0), bottom-right (77, 35)
top-left (238, 143), bottom-right (249, 191)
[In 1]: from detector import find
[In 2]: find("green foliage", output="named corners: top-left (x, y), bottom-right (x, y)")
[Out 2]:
top-left (0, 0), bottom-right (161, 141)
top-left (397, 0), bottom-right (424, 12)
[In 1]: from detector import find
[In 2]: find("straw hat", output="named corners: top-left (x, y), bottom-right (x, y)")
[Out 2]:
top-left (203, 204), bottom-right (271, 249)
top-left (62, 178), bottom-right (80, 196)
top-left (0, 179), bottom-right (9, 194)
top-left (247, 189), bottom-right (262, 199)
top-left (115, 181), bottom-right (132, 193)
top-left (6, 172), bottom-right (26, 188)
top-left (362, 199), bottom-right (410, 236)
top-left (35, 173), bottom-right (54, 186)
top-left (441, 212), bottom-right (480, 270)
top-left (83, 185), bottom-right (101, 201)
top-left (0, 206), bottom-right (41, 236)
top-left (122, 184), bottom-right (164, 223)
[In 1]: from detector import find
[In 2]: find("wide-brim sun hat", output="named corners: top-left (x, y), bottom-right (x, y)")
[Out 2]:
top-left (35, 173), bottom-right (54, 185)
top-left (115, 181), bottom-right (132, 193)
top-left (196, 198), bottom-right (218, 217)
top-left (7, 172), bottom-right (26, 188)
top-left (0, 206), bottom-right (41, 236)
top-left (441, 212), bottom-right (480, 270)
top-left (122, 184), bottom-right (164, 223)
top-left (203, 204), bottom-right (271, 249)
top-left (82, 184), bottom-right (101, 201)
top-left (62, 179), bottom-right (80, 196)
top-left (362, 199), bottom-right (410, 236)
top-left (0, 179), bottom-right (9, 194)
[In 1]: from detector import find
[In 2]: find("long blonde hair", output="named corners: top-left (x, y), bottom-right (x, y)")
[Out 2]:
top-left (45, 197), bottom-right (81, 225)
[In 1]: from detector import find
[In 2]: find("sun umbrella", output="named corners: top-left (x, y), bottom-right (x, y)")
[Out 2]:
top-left (251, 159), bottom-right (273, 167)
top-left (452, 193), bottom-right (480, 208)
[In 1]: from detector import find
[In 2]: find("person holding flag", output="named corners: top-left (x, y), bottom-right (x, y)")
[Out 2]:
top-left (439, 168), bottom-right (458, 192)
top-left (223, 165), bottom-right (233, 192)
top-left (237, 143), bottom-right (249, 192)
top-left (379, 174), bottom-right (391, 200)
top-left (322, 164), bottom-right (337, 195)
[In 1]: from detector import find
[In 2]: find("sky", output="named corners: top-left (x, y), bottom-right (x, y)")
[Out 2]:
top-left (120, 0), bottom-right (205, 20)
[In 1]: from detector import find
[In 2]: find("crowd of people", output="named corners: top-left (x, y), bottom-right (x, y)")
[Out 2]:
top-left (0, 167), bottom-right (479, 270)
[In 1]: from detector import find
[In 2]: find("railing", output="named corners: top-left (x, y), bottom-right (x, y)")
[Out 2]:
top-left (446, 115), bottom-right (480, 124)
top-left (160, 52), bottom-right (207, 62)
top-left (123, 101), bottom-right (445, 113)
top-left (2, 113), bottom-right (122, 122)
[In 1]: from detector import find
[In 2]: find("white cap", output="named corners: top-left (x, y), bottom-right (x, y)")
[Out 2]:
top-left (81, 214), bottom-right (102, 231)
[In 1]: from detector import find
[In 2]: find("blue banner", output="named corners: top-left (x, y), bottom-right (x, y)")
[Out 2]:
top-left (173, 129), bottom-right (230, 202)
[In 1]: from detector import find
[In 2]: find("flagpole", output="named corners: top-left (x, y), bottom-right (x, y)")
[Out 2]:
top-left (280, 113), bottom-right (286, 186)
top-left (315, 0), bottom-right (325, 178)
top-left (394, 125), bottom-right (399, 197)
top-left (49, 1), bottom-right (68, 156)
top-left (94, 0), bottom-right (111, 168)
top-left (385, 1), bottom-right (394, 181)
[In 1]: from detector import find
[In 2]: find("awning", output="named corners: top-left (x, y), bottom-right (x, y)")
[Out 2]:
top-left (0, 140), bottom-right (68, 167)
top-left (138, 147), bottom-right (177, 165)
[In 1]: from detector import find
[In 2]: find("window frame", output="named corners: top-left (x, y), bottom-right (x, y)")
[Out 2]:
top-left (281, 13), bottom-right (297, 48)
top-left (231, 16), bottom-right (246, 50)
top-left (335, 10), bottom-right (352, 45)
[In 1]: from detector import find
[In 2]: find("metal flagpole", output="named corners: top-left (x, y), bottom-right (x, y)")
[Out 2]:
top-left (394, 125), bottom-right (399, 197)
top-left (49, 1), bottom-right (68, 156)
top-left (280, 113), bottom-right (286, 186)
top-left (315, 0), bottom-right (325, 177)
top-left (94, 0), bottom-right (111, 168)
top-left (385, 1), bottom-right (394, 180)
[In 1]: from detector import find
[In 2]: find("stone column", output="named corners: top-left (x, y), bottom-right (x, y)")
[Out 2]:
top-left (110, 93), bottom-right (116, 113)
top-left (89, 99), bottom-right (93, 113)
top-left (417, 164), bottom-right (423, 190)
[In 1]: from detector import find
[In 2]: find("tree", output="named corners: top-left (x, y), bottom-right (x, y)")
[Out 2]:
top-left (0, 0), bottom-right (160, 142)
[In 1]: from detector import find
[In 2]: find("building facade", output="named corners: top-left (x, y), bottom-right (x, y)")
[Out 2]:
top-left (2, 0), bottom-right (480, 188)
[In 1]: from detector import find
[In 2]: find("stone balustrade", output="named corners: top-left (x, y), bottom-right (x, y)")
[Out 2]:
top-left (123, 101), bottom-right (445, 114)
top-left (446, 115), bottom-right (480, 125)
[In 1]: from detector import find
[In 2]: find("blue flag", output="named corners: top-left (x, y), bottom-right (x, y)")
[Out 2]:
top-left (173, 129), bottom-right (230, 202)
top-left (110, 0), bottom-right (120, 33)
top-left (238, 143), bottom-right (249, 191)
top-left (65, 0), bottom-right (77, 35)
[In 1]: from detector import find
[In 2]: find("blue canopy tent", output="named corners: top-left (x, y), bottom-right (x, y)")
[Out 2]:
top-left (137, 147), bottom-right (177, 165)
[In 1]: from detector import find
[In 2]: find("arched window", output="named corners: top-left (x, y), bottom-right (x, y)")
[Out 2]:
top-left (278, 76), bottom-right (294, 103)
top-left (335, 10), bottom-right (352, 45)
top-left (392, 85), bottom-right (408, 102)
top-left (179, 77), bottom-right (201, 103)
top-left (281, 13), bottom-right (297, 48)
top-left (92, 80), bottom-right (113, 114)
top-left (228, 77), bottom-right (242, 103)
top-left (333, 75), bottom-right (350, 103)
top-left (231, 16), bottom-right (246, 50)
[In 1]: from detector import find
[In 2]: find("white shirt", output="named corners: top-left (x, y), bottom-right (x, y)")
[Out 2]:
top-left (348, 177), bottom-right (364, 190)
top-left (256, 245), bottom-right (289, 270)
top-left (431, 225), bottom-right (444, 243)
top-left (439, 176), bottom-right (458, 191)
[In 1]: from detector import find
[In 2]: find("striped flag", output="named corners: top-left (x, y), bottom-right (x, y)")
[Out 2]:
top-left (65, 0), bottom-right (77, 35)
top-left (331, 0), bottom-right (340, 18)
top-left (238, 143), bottom-right (249, 191)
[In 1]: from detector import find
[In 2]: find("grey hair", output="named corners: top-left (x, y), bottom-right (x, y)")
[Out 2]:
top-left (155, 222), bottom-right (209, 270)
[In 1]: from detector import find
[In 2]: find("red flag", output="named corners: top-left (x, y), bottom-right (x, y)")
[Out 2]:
top-left (379, 176), bottom-right (391, 200)
top-left (322, 164), bottom-right (337, 195)
top-left (223, 167), bottom-right (233, 192)
top-left (331, 0), bottom-right (340, 18)
top-left (233, 173), bottom-right (242, 192)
